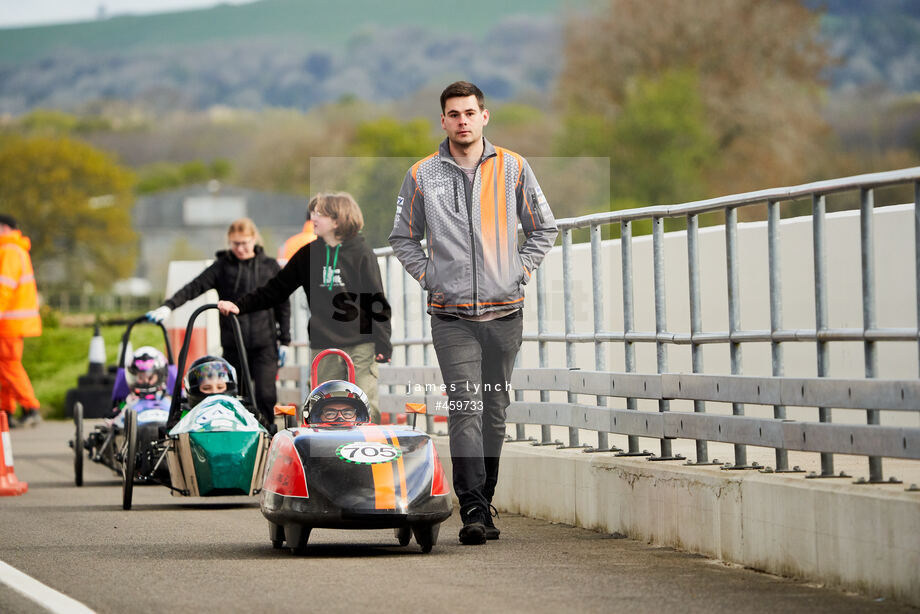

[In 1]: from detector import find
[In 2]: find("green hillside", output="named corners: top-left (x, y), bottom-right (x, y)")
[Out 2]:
top-left (0, 0), bottom-right (574, 63)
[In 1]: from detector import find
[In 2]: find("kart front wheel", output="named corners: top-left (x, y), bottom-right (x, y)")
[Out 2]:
top-left (121, 408), bottom-right (138, 510)
top-left (412, 523), bottom-right (440, 554)
top-left (73, 402), bottom-right (84, 487)
top-left (395, 526), bottom-right (411, 547)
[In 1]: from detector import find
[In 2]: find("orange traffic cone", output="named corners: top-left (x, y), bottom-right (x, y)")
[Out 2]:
top-left (0, 412), bottom-right (28, 496)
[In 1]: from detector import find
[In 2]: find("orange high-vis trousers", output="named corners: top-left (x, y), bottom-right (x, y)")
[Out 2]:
top-left (0, 337), bottom-right (39, 414)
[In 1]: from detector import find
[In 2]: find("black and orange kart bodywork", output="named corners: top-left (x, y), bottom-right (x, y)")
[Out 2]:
top-left (261, 349), bottom-right (452, 554)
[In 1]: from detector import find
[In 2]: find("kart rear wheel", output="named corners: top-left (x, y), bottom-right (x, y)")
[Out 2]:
top-left (269, 522), bottom-right (285, 549)
top-left (73, 402), bottom-right (84, 487)
top-left (395, 526), bottom-right (411, 547)
top-left (121, 408), bottom-right (138, 511)
top-left (412, 523), bottom-right (440, 554)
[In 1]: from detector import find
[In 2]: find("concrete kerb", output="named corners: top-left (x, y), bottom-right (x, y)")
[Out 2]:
top-left (431, 436), bottom-right (920, 607)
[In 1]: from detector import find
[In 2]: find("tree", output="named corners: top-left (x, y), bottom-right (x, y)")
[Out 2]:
top-left (610, 69), bottom-right (717, 206)
top-left (0, 136), bottom-right (136, 292)
top-left (136, 158), bottom-right (233, 194)
top-left (339, 117), bottom-right (438, 248)
top-left (558, 0), bottom-right (829, 199)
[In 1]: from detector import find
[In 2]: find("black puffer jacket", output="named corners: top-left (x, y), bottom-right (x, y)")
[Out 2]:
top-left (163, 245), bottom-right (291, 351)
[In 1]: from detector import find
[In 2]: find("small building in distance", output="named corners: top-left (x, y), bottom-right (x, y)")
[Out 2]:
top-left (135, 181), bottom-right (306, 291)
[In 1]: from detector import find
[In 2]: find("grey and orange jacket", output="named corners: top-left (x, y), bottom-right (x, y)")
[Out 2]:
top-left (389, 138), bottom-right (558, 317)
top-left (0, 230), bottom-right (41, 338)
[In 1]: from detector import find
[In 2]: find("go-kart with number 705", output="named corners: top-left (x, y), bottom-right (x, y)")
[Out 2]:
top-left (262, 349), bottom-right (453, 554)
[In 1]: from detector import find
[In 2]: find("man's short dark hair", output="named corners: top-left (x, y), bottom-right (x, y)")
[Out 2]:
top-left (0, 214), bottom-right (17, 230)
top-left (440, 81), bottom-right (485, 112)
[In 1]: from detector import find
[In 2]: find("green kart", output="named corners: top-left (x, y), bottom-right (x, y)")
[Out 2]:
top-left (120, 304), bottom-right (271, 510)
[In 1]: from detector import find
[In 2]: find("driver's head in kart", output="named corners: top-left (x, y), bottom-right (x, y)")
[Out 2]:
top-left (126, 346), bottom-right (169, 399)
top-left (184, 355), bottom-right (237, 408)
top-left (305, 380), bottom-right (369, 425)
top-left (318, 401), bottom-right (359, 424)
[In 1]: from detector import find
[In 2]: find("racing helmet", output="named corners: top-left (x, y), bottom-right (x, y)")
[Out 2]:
top-left (304, 380), bottom-right (370, 424)
top-left (125, 346), bottom-right (168, 397)
top-left (184, 355), bottom-right (237, 408)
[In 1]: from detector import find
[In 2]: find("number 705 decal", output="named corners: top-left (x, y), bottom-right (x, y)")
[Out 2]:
top-left (336, 441), bottom-right (402, 465)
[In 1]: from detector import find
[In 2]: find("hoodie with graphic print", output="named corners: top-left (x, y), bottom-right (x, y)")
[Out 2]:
top-left (235, 236), bottom-right (392, 361)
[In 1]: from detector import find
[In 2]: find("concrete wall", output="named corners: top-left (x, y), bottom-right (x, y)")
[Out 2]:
top-left (432, 437), bottom-right (920, 607)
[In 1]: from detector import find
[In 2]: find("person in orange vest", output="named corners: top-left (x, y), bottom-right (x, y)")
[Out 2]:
top-left (277, 212), bottom-right (316, 266)
top-left (0, 214), bottom-right (42, 428)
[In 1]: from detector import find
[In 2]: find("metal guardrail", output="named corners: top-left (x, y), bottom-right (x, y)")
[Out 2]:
top-left (369, 167), bottom-right (920, 484)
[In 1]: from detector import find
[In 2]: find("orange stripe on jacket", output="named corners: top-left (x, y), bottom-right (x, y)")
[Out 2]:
top-left (429, 296), bottom-right (525, 309)
top-left (479, 157), bottom-right (497, 272)
top-left (362, 425), bottom-right (396, 509)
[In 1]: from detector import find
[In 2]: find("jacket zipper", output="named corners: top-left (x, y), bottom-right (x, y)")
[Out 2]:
top-left (530, 188), bottom-right (545, 224)
top-left (460, 167), bottom-right (478, 308)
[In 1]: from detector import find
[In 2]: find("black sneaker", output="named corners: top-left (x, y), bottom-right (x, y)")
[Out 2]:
top-left (458, 505), bottom-right (488, 545)
top-left (484, 505), bottom-right (500, 540)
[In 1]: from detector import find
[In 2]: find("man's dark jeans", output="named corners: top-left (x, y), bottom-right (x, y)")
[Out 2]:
top-left (430, 310), bottom-right (523, 510)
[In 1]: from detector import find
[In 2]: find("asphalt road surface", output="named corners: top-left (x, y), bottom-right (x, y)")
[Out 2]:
top-left (0, 421), bottom-right (911, 614)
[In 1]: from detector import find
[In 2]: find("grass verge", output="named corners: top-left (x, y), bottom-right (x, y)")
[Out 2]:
top-left (21, 323), bottom-right (168, 420)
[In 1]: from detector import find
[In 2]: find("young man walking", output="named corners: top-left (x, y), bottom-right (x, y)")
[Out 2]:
top-left (389, 81), bottom-right (558, 545)
top-left (0, 214), bottom-right (42, 428)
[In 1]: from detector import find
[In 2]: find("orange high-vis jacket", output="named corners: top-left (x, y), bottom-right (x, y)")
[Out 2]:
top-left (277, 220), bottom-right (317, 264)
top-left (0, 230), bottom-right (41, 338)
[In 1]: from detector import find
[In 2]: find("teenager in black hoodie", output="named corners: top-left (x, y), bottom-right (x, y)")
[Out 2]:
top-left (147, 218), bottom-right (291, 428)
top-left (218, 193), bottom-right (392, 423)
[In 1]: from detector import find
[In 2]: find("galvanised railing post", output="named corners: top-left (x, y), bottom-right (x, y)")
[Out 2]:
top-left (419, 281), bottom-right (434, 432)
top-left (916, 181), bottom-right (920, 380)
top-left (812, 193), bottom-right (839, 478)
top-left (686, 213), bottom-right (712, 464)
top-left (590, 223), bottom-right (612, 451)
top-left (767, 200), bottom-right (792, 472)
top-left (860, 187), bottom-right (883, 483)
top-left (421, 286), bottom-right (429, 365)
top-left (513, 352), bottom-right (526, 441)
top-left (402, 268), bottom-right (413, 368)
top-left (618, 219), bottom-right (645, 456)
top-left (385, 256), bottom-right (396, 409)
top-left (725, 206), bottom-right (750, 469)
top-left (562, 227), bottom-right (581, 448)
top-left (536, 264), bottom-right (552, 445)
top-left (651, 216), bottom-right (680, 461)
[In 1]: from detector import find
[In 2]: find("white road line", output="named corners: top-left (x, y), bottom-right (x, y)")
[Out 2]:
top-left (0, 560), bottom-right (95, 614)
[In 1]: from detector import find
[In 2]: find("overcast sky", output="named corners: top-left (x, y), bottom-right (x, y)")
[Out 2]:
top-left (0, 1), bottom-right (254, 28)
